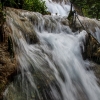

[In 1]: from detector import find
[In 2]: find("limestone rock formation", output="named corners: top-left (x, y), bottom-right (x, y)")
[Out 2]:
top-left (0, 8), bottom-right (40, 99)
top-left (0, 23), bottom-right (17, 99)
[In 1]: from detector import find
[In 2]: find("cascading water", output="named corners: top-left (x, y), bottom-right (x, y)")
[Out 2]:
top-left (3, 1), bottom-right (100, 100)
top-left (44, 0), bottom-right (71, 16)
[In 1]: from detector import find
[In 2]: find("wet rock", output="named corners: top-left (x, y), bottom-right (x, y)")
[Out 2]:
top-left (0, 24), bottom-right (17, 99)
top-left (68, 15), bottom-right (100, 33)
top-left (82, 33), bottom-right (100, 64)
top-left (61, 17), bottom-right (69, 26)
top-left (6, 7), bottom-right (39, 44)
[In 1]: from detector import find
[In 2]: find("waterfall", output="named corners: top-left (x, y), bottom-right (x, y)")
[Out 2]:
top-left (44, 0), bottom-right (71, 16)
top-left (3, 1), bottom-right (100, 100)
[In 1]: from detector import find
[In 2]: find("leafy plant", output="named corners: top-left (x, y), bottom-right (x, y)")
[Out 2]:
top-left (0, 0), bottom-right (48, 15)
top-left (23, 0), bottom-right (47, 14)
top-left (70, 0), bottom-right (100, 19)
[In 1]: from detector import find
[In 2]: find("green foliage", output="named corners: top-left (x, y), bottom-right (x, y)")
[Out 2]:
top-left (1, 0), bottom-right (18, 8)
top-left (23, 0), bottom-right (47, 14)
top-left (7, 0), bottom-right (18, 7)
top-left (0, 0), bottom-right (48, 15)
top-left (70, 0), bottom-right (100, 19)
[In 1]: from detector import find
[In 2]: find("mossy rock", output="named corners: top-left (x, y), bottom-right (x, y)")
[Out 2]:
top-left (83, 34), bottom-right (100, 64)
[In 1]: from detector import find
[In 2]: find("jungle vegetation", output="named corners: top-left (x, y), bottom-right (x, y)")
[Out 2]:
top-left (0, 0), bottom-right (47, 15)
top-left (71, 0), bottom-right (100, 19)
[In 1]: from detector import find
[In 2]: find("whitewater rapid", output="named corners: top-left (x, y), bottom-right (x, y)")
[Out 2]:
top-left (44, 0), bottom-right (71, 16)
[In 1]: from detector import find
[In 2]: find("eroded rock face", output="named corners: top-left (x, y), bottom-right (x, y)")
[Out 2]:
top-left (69, 15), bottom-right (100, 33)
top-left (0, 12), bottom-right (40, 100)
top-left (0, 8), bottom-right (40, 99)
top-left (81, 33), bottom-right (100, 64)
top-left (6, 7), bottom-right (39, 44)
top-left (0, 23), bottom-right (18, 99)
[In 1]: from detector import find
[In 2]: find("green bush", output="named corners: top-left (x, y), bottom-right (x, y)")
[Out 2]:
top-left (70, 0), bottom-right (100, 19)
top-left (0, 0), bottom-right (48, 15)
top-left (22, 0), bottom-right (48, 14)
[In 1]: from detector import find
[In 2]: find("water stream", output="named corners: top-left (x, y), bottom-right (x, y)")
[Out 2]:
top-left (44, 0), bottom-right (71, 16)
top-left (3, 0), bottom-right (100, 100)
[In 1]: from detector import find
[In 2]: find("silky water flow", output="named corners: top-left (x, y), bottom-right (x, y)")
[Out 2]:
top-left (44, 0), bottom-right (71, 16)
top-left (3, 1), bottom-right (100, 100)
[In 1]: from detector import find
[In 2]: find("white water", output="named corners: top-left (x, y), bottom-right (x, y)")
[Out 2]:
top-left (3, 1), bottom-right (100, 100)
top-left (44, 0), bottom-right (71, 16)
